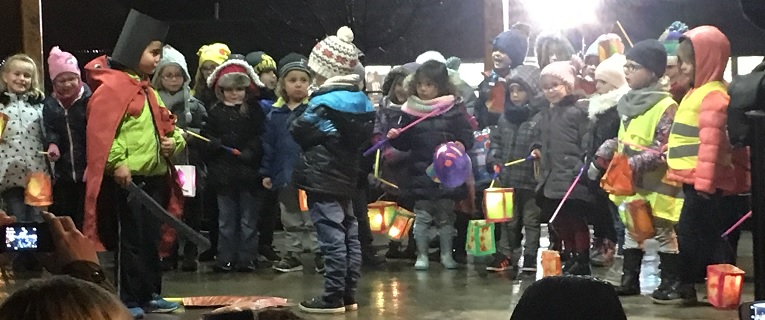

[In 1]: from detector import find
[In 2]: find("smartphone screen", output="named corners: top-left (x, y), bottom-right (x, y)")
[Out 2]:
top-left (3, 223), bottom-right (53, 252)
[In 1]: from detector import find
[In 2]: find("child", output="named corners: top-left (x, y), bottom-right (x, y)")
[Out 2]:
top-left (202, 58), bottom-right (265, 273)
top-left (585, 54), bottom-right (629, 266)
top-left (261, 53), bottom-right (323, 274)
top-left (245, 51), bottom-right (278, 102)
top-left (151, 44), bottom-right (208, 272)
top-left (486, 64), bottom-right (544, 273)
top-left (535, 30), bottom-right (576, 70)
top-left (193, 43), bottom-right (231, 110)
top-left (594, 40), bottom-right (682, 299)
top-left (658, 21), bottom-right (691, 103)
top-left (387, 60), bottom-right (475, 271)
top-left (0, 54), bottom-right (47, 222)
top-left (531, 60), bottom-right (593, 276)
top-left (475, 23), bottom-right (531, 129)
top-left (665, 26), bottom-right (750, 304)
top-left (43, 47), bottom-right (90, 229)
top-left (582, 34), bottom-right (625, 97)
top-left (290, 27), bottom-right (375, 314)
top-left (83, 10), bottom-right (185, 318)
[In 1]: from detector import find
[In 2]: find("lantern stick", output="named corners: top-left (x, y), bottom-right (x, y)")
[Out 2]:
top-left (722, 210), bottom-right (752, 238)
top-left (616, 21), bottom-right (634, 48)
top-left (504, 155), bottom-right (535, 167)
top-left (489, 172), bottom-right (499, 188)
top-left (37, 151), bottom-right (48, 155)
top-left (181, 128), bottom-right (241, 156)
top-left (549, 165), bottom-right (585, 224)
top-left (374, 149), bottom-right (381, 177)
top-left (363, 102), bottom-right (451, 156)
top-left (372, 176), bottom-right (399, 189)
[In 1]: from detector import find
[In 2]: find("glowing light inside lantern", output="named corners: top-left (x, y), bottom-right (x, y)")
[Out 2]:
top-left (386, 208), bottom-right (414, 241)
top-left (483, 188), bottom-right (513, 222)
top-left (367, 201), bottom-right (398, 234)
top-left (369, 210), bottom-right (385, 233)
top-left (706, 264), bottom-right (745, 309)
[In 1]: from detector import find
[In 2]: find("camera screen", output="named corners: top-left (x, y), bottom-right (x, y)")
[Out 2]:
top-left (5, 226), bottom-right (38, 251)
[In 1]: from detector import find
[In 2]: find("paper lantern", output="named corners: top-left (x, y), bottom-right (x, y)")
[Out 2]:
top-left (298, 189), bottom-right (308, 212)
top-left (175, 165), bottom-right (196, 197)
top-left (367, 201), bottom-right (397, 234)
top-left (432, 142), bottom-right (471, 188)
top-left (707, 264), bottom-right (745, 309)
top-left (625, 199), bottom-right (655, 242)
top-left (0, 112), bottom-right (8, 142)
top-left (25, 172), bottom-right (52, 207)
top-left (483, 187), bottom-right (514, 223)
top-left (465, 220), bottom-right (496, 256)
top-left (541, 250), bottom-right (562, 277)
top-left (386, 208), bottom-right (415, 241)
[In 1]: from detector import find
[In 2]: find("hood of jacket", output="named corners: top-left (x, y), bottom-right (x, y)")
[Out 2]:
top-left (682, 26), bottom-right (730, 88)
top-left (535, 31), bottom-right (576, 69)
top-left (310, 87), bottom-right (375, 114)
top-left (588, 85), bottom-right (629, 120)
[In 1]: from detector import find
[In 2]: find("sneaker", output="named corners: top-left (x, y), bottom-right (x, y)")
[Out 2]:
top-left (213, 262), bottom-right (233, 273)
top-left (362, 253), bottom-right (386, 267)
top-left (273, 254), bottom-right (303, 273)
top-left (128, 307), bottom-right (145, 319)
top-left (486, 253), bottom-right (511, 272)
top-left (314, 254), bottom-right (325, 273)
top-left (521, 255), bottom-right (537, 272)
top-left (344, 296), bottom-right (358, 311)
top-left (144, 294), bottom-right (180, 313)
top-left (259, 246), bottom-right (281, 262)
top-left (299, 297), bottom-right (345, 314)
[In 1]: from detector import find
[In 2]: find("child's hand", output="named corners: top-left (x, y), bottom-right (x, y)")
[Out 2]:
top-left (114, 165), bottom-right (132, 187)
top-left (531, 149), bottom-right (541, 160)
top-left (262, 177), bottom-right (273, 190)
top-left (387, 128), bottom-right (402, 139)
top-left (47, 144), bottom-right (61, 162)
top-left (160, 136), bottom-right (175, 157)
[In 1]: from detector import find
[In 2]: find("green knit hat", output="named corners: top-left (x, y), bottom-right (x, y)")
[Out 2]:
top-left (658, 21), bottom-right (689, 65)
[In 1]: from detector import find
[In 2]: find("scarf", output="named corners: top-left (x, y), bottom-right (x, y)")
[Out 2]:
top-left (401, 95), bottom-right (456, 117)
top-left (504, 103), bottom-right (531, 124)
top-left (53, 81), bottom-right (84, 109)
top-left (617, 80), bottom-right (670, 119)
top-left (588, 86), bottom-right (629, 120)
top-left (158, 88), bottom-right (192, 127)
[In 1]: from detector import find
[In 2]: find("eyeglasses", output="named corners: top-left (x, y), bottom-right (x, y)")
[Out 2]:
top-left (623, 63), bottom-right (645, 73)
top-left (161, 74), bottom-right (184, 80)
top-left (542, 84), bottom-right (564, 92)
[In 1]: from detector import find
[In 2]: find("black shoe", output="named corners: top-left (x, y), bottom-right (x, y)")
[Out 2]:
top-left (452, 251), bottom-right (468, 265)
top-left (181, 257), bottom-right (198, 272)
top-left (299, 297), bottom-right (345, 314)
top-left (562, 251), bottom-right (591, 276)
top-left (362, 252), bottom-right (386, 267)
top-left (521, 254), bottom-right (537, 272)
top-left (651, 252), bottom-right (681, 303)
top-left (314, 254), bottom-right (325, 273)
top-left (486, 253), bottom-right (511, 272)
top-left (343, 296), bottom-right (358, 311)
top-left (259, 246), bottom-right (281, 262)
top-left (653, 281), bottom-right (697, 305)
top-left (273, 254), bottom-right (303, 273)
top-left (385, 247), bottom-right (416, 260)
top-left (159, 257), bottom-right (177, 272)
top-left (213, 262), bottom-right (233, 273)
top-left (614, 249), bottom-right (643, 296)
top-left (199, 250), bottom-right (216, 262)
top-left (236, 261), bottom-right (258, 273)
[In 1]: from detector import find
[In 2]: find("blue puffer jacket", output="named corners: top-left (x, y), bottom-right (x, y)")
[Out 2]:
top-left (260, 97), bottom-right (307, 190)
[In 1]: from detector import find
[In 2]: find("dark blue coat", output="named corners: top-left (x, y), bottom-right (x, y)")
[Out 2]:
top-left (43, 84), bottom-right (92, 183)
top-left (260, 98), bottom-right (306, 190)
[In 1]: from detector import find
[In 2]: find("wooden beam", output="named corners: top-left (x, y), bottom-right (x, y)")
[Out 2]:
top-left (483, 0), bottom-right (504, 71)
top-left (20, 0), bottom-right (43, 80)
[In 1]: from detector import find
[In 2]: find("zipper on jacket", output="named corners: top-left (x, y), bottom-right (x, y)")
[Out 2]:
top-left (64, 108), bottom-right (77, 181)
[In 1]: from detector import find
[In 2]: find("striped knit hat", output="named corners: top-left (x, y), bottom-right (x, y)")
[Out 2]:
top-left (308, 26), bottom-right (360, 79)
top-left (658, 21), bottom-right (689, 66)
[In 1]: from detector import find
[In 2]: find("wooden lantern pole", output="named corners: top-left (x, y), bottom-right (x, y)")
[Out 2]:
top-left (483, 0), bottom-right (505, 71)
top-left (20, 0), bottom-right (44, 80)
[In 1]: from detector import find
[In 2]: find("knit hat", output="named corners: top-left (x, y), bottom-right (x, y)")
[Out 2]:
top-left (227, 54), bottom-right (246, 61)
top-left (47, 46), bottom-right (80, 81)
top-left (152, 44), bottom-right (191, 88)
top-left (112, 9), bottom-right (169, 70)
top-left (308, 26), bottom-right (360, 80)
top-left (492, 22), bottom-right (531, 68)
top-left (207, 59), bottom-right (264, 97)
top-left (626, 39), bottom-right (668, 77)
top-left (585, 33), bottom-right (625, 61)
top-left (245, 51), bottom-right (277, 75)
top-left (540, 60), bottom-right (579, 89)
top-left (594, 54), bottom-right (627, 88)
top-left (658, 21), bottom-right (689, 66)
top-left (507, 65), bottom-right (542, 96)
top-left (445, 56), bottom-right (462, 71)
top-left (535, 30), bottom-right (576, 69)
top-left (277, 53), bottom-right (310, 78)
top-left (197, 43), bottom-right (231, 67)
top-left (416, 51), bottom-right (447, 64)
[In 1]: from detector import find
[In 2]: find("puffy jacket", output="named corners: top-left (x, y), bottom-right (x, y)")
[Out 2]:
top-left (0, 92), bottom-right (48, 192)
top-left (389, 98), bottom-right (475, 200)
top-left (43, 84), bottom-right (91, 183)
top-left (202, 102), bottom-right (265, 189)
top-left (290, 86), bottom-right (375, 197)
top-left (261, 98), bottom-right (306, 190)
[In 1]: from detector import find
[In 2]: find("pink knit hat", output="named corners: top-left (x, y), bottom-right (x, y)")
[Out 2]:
top-left (540, 60), bottom-right (579, 89)
top-left (47, 46), bottom-right (81, 81)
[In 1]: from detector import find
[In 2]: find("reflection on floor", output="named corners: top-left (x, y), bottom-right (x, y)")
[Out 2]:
top-left (0, 228), bottom-right (754, 320)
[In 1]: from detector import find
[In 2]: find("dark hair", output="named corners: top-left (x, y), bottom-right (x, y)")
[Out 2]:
top-left (510, 276), bottom-right (627, 320)
top-left (408, 60), bottom-right (456, 98)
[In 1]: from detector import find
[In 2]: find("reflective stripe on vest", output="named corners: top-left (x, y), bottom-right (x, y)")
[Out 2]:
top-left (612, 96), bottom-right (684, 222)
top-left (666, 81), bottom-right (728, 170)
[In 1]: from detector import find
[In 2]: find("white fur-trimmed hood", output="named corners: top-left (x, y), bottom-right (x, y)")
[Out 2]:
top-left (588, 85), bottom-right (629, 120)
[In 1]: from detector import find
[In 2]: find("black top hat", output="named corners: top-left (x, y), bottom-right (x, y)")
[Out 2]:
top-left (112, 9), bottom-right (169, 70)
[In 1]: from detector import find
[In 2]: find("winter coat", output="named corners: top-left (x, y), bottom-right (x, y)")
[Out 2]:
top-left (0, 92), bottom-right (48, 192)
top-left (43, 84), bottom-right (91, 183)
top-left (373, 96), bottom-right (410, 188)
top-left (389, 96), bottom-right (475, 201)
top-left (531, 95), bottom-right (592, 202)
top-left (202, 102), bottom-right (265, 189)
top-left (474, 65), bottom-right (541, 129)
top-left (290, 85), bottom-right (375, 197)
top-left (261, 98), bottom-right (306, 190)
top-left (666, 26), bottom-right (750, 195)
top-left (586, 86), bottom-right (627, 159)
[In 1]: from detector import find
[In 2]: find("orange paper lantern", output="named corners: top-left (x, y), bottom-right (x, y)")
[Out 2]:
top-left (541, 250), bottom-right (562, 277)
top-left (367, 201), bottom-right (397, 234)
top-left (25, 172), bottom-right (52, 207)
top-left (0, 112), bottom-right (8, 142)
top-left (298, 189), bottom-right (308, 212)
top-left (486, 78), bottom-right (506, 114)
top-left (707, 264), bottom-right (745, 309)
top-left (483, 187), bottom-right (513, 223)
top-left (626, 199), bottom-right (655, 242)
top-left (386, 208), bottom-right (415, 241)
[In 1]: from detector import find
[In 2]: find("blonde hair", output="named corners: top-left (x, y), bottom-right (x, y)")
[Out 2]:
top-left (0, 276), bottom-right (131, 320)
top-left (0, 54), bottom-right (44, 99)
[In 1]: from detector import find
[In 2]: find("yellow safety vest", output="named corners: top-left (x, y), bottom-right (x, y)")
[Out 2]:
top-left (610, 96), bottom-right (684, 223)
top-left (666, 81), bottom-right (728, 170)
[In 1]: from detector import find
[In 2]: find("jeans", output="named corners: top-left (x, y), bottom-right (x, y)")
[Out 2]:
top-left (308, 192), bottom-right (361, 302)
top-left (51, 180), bottom-right (86, 229)
top-left (216, 187), bottom-right (259, 266)
top-left (279, 184), bottom-right (319, 254)
top-left (498, 189), bottom-right (541, 260)
top-left (352, 183), bottom-right (376, 256)
top-left (2, 187), bottom-right (41, 222)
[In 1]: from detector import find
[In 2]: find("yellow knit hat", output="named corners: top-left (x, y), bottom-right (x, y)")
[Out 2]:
top-left (197, 43), bottom-right (231, 66)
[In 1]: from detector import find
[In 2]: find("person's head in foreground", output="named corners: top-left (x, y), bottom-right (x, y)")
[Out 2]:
top-left (510, 276), bottom-right (627, 320)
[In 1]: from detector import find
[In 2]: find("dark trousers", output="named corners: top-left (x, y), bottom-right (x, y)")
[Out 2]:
top-left (216, 187), bottom-right (259, 265)
top-left (589, 190), bottom-right (618, 243)
top-left (503, 189), bottom-right (541, 259)
top-left (258, 187), bottom-right (279, 251)
top-left (103, 176), bottom-right (165, 307)
top-left (308, 192), bottom-right (361, 302)
top-left (540, 197), bottom-right (591, 253)
top-left (203, 184), bottom-right (219, 255)
top-left (678, 184), bottom-right (741, 283)
top-left (181, 191), bottom-right (203, 259)
top-left (2, 187), bottom-right (40, 222)
top-left (51, 179), bottom-right (86, 229)
top-left (352, 183), bottom-right (376, 256)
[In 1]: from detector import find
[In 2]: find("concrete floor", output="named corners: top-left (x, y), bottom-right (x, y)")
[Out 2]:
top-left (0, 228), bottom-right (755, 320)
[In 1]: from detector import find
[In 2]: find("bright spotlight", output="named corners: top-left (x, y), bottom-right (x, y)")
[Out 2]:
top-left (520, 0), bottom-right (600, 30)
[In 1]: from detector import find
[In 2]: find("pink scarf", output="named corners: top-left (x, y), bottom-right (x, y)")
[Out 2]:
top-left (401, 95), bottom-right (456, 117)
